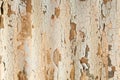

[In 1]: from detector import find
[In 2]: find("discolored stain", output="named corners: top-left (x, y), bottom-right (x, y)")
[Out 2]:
top-left (70, 63), bottom-right (75, 80)
top-left (97, 43), bottom-right (101, 56)
top-left (10, 38), bottom-right (13, 41)
top-left (43, 11), bottom-right (46, 14)
top-left (17, 70), bottom-right (27, 80)
top-left (108, 71), bottom-right (114, 78)
top-left (8, 24), bottom-right (12, 27)
top-left (95, 76), bottom-right (98, 80)
top-left (80, 71), bottom-right (86, 80)
top-left (55, 7), bottom-right (60, 18)
top-left (51, 14), bottom-right (55, 19)
top-left (111, 66), bottom-right (116, 71)
top-left (69, 22), bottom-right (77, 41)
top-left (108, 55), bottom-right (112, 66)
top-left (26, 0), bottom-right (32, 13)
top-left (79, 30), bottom-right (85, 42)
top-left (3, 62), bottom-right (6, 71)
top-left (85, 45), bottom-right (89, 57)
top-left (17, 15), bottom-right (32, 41)
top-left (0, 16), bottom-right (4, 29)
top-left (80, 57), bottom-right (88, 64)
top-left (7, 4), bottom-right (15, 17)
top-left (44, 66), bottom-right (54, 80)
top-left (73, 46), bottom-right (77, 56)
top-left (4, 46), bottom-right (6, 49)
top-left (53, 48), bottom-right (61, 66)
top-left (103, 0), bottom-right (108, 4)
top-left (32, 25), bottom-right (34, 28)
top-left (108, 45), bottom-right (112, 51)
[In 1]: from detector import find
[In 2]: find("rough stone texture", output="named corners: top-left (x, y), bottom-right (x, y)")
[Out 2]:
top-left (0, 0), bottom-right (120, 80)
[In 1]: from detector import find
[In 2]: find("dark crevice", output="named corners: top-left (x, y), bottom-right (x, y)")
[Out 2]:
top-left (1, 2), bottom-right (4, 15)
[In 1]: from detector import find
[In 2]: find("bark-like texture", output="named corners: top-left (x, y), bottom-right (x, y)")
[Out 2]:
top-left (0, 0), bottom-right (120, 80)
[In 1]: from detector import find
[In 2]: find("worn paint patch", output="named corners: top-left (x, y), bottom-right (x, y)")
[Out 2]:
top-left (70, 63), bottom-right (75, 80)
top-left (7, 4), bottom-right (15, 17)
top-left (53, 48), bottom-right (61, 66)
top-left (55, 7), bottom-right (60, 18)
top-left (80, 57), bottom-right (88, 64)
top-left (17, 15), bottom-right (31, 40)
top-left (17, 71), bottom-right (27, 80)
top-left (69, 22), bottom-right (77, 41)
top-left (0, 16), bottom-right (4, 28)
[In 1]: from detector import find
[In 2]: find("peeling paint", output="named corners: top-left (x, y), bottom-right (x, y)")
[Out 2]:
top-left (70, 63), bottom-right (75, 80)
top-left (7, 4), bottom-right (15, 17)
top-left (69, 22), bottom-right (77, 41)
top-left (55, 7), bottom-right (60, 18)
top-left (80, 57), bottom-right (88, 64)
top-left (18, 70), bottom-right (27, 80)
top-left (53, 48), bottom-right (61, 67)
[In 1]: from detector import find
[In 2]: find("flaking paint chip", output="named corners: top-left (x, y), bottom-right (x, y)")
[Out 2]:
top-left (55, 7), bottom-right (60, 18)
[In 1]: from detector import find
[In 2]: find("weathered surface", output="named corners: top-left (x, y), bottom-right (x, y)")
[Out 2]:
top-left (0, 0), bottom-right (120, 80)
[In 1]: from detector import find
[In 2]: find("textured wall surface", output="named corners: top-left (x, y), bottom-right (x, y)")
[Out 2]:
top-left (0, 0), bottom-right (120, 80)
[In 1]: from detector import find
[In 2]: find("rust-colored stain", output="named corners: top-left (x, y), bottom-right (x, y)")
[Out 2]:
top-left (17, 71), bottom-right (27, 80)
top-left (55, 7), bottom-right (60, 18)
top-left (7, 4), bottom-right (15, 17)
top-left (69, 22), bottom-right (77, 41)
top-left (80, 57), bottom-right (88, 64)
top-left (70, 63), bottom-right (75, 80)
top-left (0, 16), bottom-right (4, 28)
top-left (53, 48), bottom-right (61, 66)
